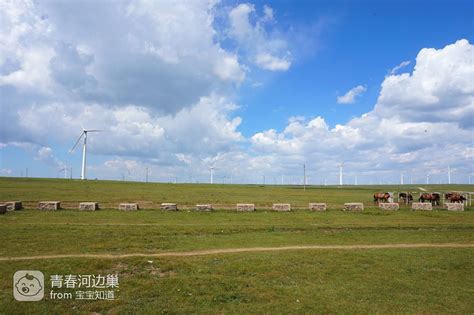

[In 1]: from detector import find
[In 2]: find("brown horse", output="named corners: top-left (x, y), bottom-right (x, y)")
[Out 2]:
top-left (374, 192), bottom-right (390, 203)
top-left (445, 192), bottom-right (466, 203)
top-left (419, 193), bottom-right (440, 206)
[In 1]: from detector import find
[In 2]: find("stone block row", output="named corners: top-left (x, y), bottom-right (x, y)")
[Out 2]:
top-left (0, 200), bottom-right (467, 213)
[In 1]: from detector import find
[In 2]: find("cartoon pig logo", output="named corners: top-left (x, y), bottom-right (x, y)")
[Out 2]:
top-left (13, 271), bottom-right (44, 301)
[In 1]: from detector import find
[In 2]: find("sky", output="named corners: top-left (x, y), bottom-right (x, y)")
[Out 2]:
top-left (0, 0), bottom-right (473, 185)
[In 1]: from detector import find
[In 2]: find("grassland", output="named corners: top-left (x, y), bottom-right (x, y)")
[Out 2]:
top-left (1, 177), bottom-right (472, 209)
top-left (0, 177), bottom-right (473, 314)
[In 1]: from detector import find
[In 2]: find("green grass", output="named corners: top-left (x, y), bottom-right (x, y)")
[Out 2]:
top-left (0, 250), bottom-right (473, 314)
top-left (0, 177), bottom-right (473, 313)
top-left (1, 177), bottom-right (472, 209)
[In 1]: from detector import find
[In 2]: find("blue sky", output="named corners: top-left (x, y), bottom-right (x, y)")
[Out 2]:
top-left (1, 0), bottom-right (473, 184)
top-left (239, 0), bottom-right (473, 135)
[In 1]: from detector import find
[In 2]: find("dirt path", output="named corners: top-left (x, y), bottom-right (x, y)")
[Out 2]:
top-left (1, 243), bottom-right (473, 261)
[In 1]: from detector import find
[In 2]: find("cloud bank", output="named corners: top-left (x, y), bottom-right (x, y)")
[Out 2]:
top-left (0, 0), bottom-right (472, 184)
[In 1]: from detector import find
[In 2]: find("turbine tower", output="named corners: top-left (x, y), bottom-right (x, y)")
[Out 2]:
top-left (303, 164), bottom-right (306, 191)
top-left (204, 154), bottom-right (221, 185)
top-left (209, 165), bottom-right (215, 184)
top-left (59, 167), bottom-right (69, 179)
top-left (448, 165), bottom-right (451, 184)
top-left (339, 163), bottom-right (344, 186)
top-left (70, 129), bottom-right (101, 180)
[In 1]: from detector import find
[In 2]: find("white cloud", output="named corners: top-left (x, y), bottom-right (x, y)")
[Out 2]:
top-left (10, 94), bottom-right (242, 160)
top-left (213, 52), bottom-right (245, 82)
top-left (0, 0), bottom-right (55, 92)
top-left (0, 0), bottom-right (249, 169)
top-left (0, 0), bottom-right (246, 115)
top-left (229, 3), bottom-right (255, 40)
top-left (0, 1), bottom-right (472, 184)
top-left (94, 158), bottom-right (143, 181)
top-left (0, 168), bottom-right (13, 176)
top-left (389, 60), bottom-right (411, 75)
top-left (175, 153), bottom-right (192, 165)
top-left (255, 53), bottom-right (291, 71)
top-left (228, 3), bottom-right (292, 72)
top-left (263, 5), bottom-right (274, 22)
top-left (35, 146), bottom-right (64, 169)
top-left (376, 39), bottom-right (474, 128)
top-left (337, 85), bottom-right (367, 104)
top-left (250, 40), bottom-right (474, 183)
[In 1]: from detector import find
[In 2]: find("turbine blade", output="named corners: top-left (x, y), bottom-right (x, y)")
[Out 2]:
top-left (69, 132), bottom-right (85, 153)
top-left (84, 129), bottom-right (103, 132)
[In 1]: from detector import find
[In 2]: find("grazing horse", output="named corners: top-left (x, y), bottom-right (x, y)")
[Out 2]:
top-left (399, 192), bottom-right (413, 203)
top-left (445, 192), bottom-right (466, 203)
top-left (419, 193), bottom-right (440, 206)
top-left (374, 192), bottom-right (391, 203)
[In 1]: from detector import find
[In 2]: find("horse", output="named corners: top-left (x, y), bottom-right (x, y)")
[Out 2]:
top-left (445, 192), bottom-right (466, 203)
top-left (419, 193), bottom-right (440, 206)
top-left (374, 192), bottom-right (391, 203)
top-left (399, 192), bottom-right (413, 203)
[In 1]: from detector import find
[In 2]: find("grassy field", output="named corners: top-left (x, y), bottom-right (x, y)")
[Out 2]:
top-left (1, 177), bottom-right (472, 209)
top-left (0, 177), bottom-right (473, 313)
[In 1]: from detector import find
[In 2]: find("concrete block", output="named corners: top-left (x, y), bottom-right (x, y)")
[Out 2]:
top-left (0, 204), bottom-right (6, 214)
top-left (379, 203), bottom-right (399, 211)
top-left (79, 202), bottom-right (99, 211)
top-left (160, 203), bottom-right (178, 211)
top-left (119, 203), bottom-right (139, 211)
top-left (38, 201), bottom-right (61, 210)
top-left (236, 203), bottom-right (255, 211)
top-left (343, 203), bottom-right (364, 211)
top-left (196, 204), bottom-right (213, 211)
top-left (272, 203), bottom-right (291, 211)
top-left (446, 203), bottom-right (464, 211)
top-left (411, 202), bottom-right (432, 211)
top-left (4, 201), bottom-right (22, 211)
top-left (309, 203), bottom-right (326, 211)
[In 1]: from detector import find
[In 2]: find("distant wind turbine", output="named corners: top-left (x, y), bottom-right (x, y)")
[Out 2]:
top-left (205, 154), bottom-right (221, 184)
top-left (69, 128), bottom-right (102, 180)
top-left (59, 167), bottom-right (69, 179)
top-left (303, 164), bottom-right (306, 191)
top-left (209, 165), bottom-right (216, 184)
top-left (447, 165), bottom-right (451, 184)
top-left (339, 163), bottom-right (344, 186)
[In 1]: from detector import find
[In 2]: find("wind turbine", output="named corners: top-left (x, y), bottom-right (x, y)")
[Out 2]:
top-left (70, 129), bottom-right (101, 180)
top-left (339, 163), bottom-right (344, 186)
top-left (447, 165), bottom-right (451, 184)
top-left (209, 165), bottom-right (216, 184)
top-left (303, 164), bottom-right (306, 191)
top-left (59, 167), bottom-right (69, 179)
top-left (205, 154), bottom-right (221, 184)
